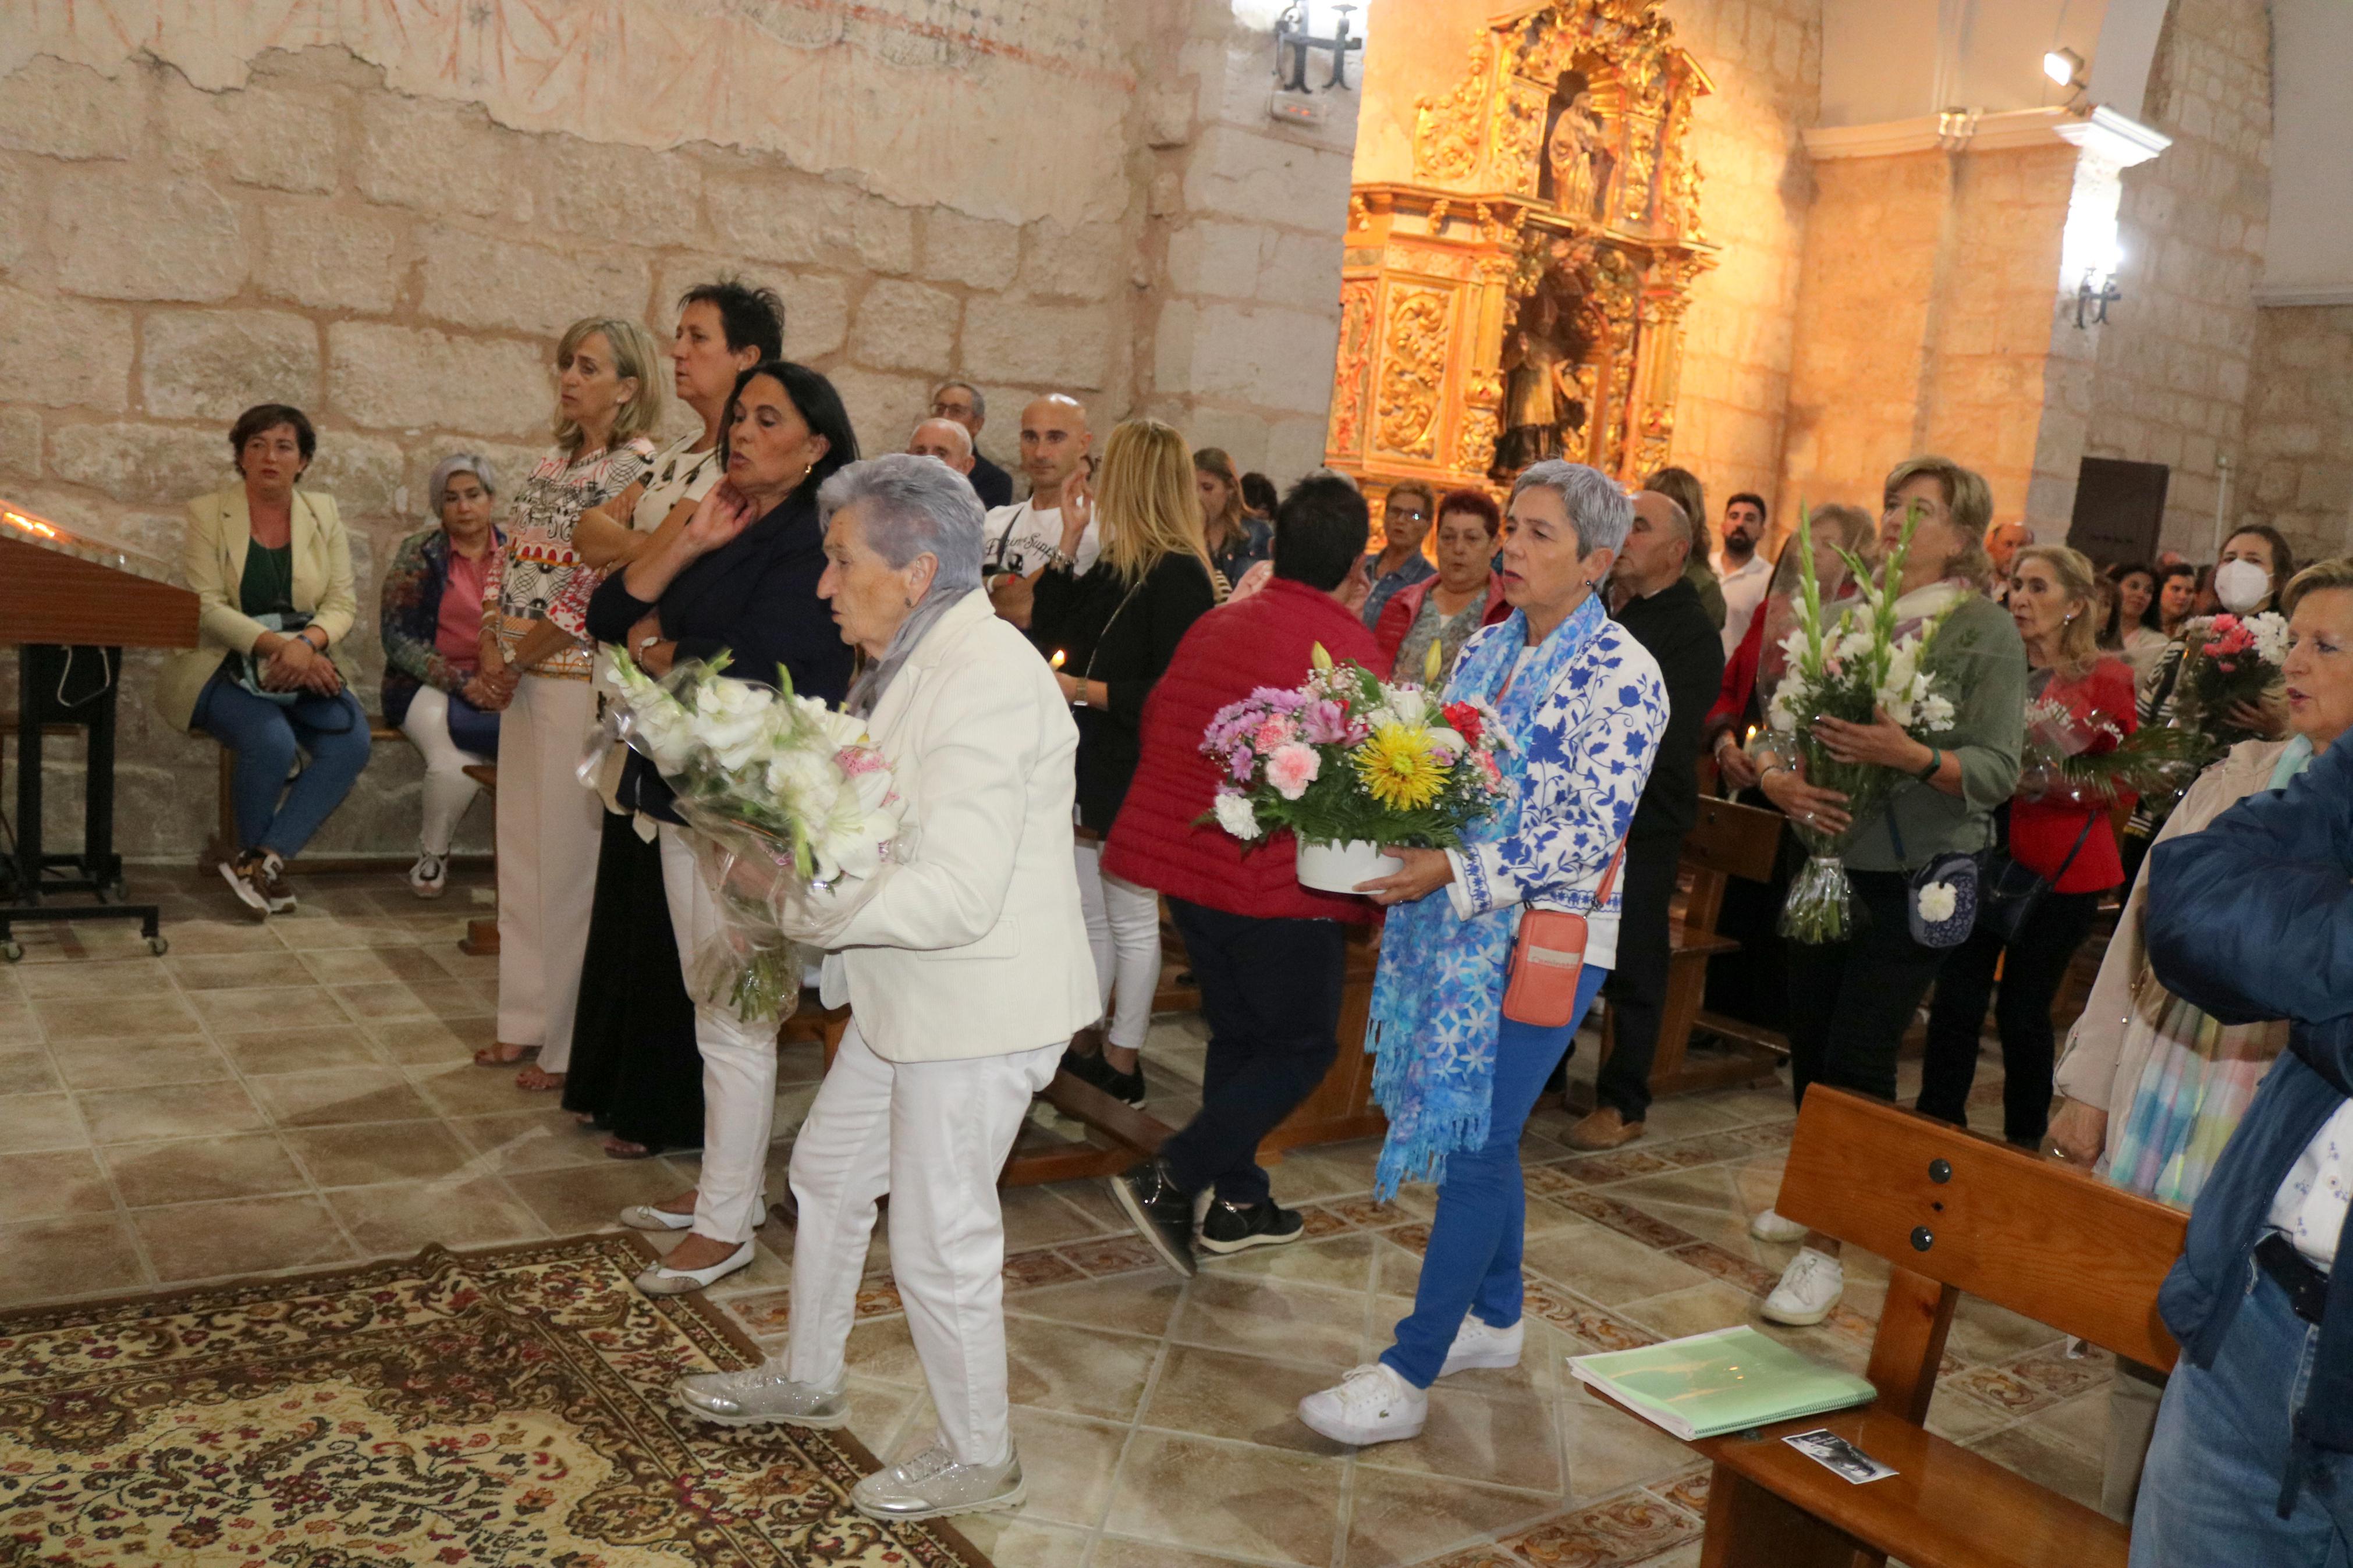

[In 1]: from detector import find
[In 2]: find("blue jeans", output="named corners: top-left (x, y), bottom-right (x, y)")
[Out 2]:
top-left (2133, 1255), bottom-right (2352, 1566)
top-left (194, 669), bottom-right (372, 858)
top-left (1381, 963), bottom-right (1609, 1389)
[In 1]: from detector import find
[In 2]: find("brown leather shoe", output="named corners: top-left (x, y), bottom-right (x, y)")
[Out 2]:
top-left (1566, 1106), bottom-right (1646, 1151)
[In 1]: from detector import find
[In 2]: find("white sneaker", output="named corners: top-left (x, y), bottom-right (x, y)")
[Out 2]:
top-left (1297, 1362), bottom-right (1428, 1446)
top-left (1749, 1207), bottom-right (1809, 1243)
top-left (1761, 1247), bottom-right (1844, 1326)
top-left (407, 851), bottom-right (448, 899)
top-left (1439, 1314), bottom-right (1525, 1377)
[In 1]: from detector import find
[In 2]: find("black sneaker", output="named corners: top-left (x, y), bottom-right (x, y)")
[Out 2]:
top-left (1198, 1199), bottom-right (1305, 1256)
top-left (1095, 1062), bottom-right (1147, 1109)
top-left (1109, 1158), bottom-right (1197, 1277)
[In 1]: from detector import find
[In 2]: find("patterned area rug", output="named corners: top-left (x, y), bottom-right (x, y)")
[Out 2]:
top-left (0, 1233), bottom-right (989, 1568)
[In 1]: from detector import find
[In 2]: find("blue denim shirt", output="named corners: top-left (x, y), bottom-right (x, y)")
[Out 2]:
top-left (2145, 734), bottom-right (2353, 1511)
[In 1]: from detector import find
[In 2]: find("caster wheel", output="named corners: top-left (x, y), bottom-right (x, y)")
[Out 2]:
top-left (146, 936), bottom-right (170, 957)
top-left (1, 941), bottom-right (22, 963)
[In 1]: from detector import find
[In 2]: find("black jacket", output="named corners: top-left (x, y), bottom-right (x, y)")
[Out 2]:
top-left (1613, 575), bottom-right (1724, 845)
top-left (968, 453), bottom-right (1014, 510)
top-left (585, 486), bottom-right (854, 826)
top-left (1031, 552), bottom-right (1218, 831)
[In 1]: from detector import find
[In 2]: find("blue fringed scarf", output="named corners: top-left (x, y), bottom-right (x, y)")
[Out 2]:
top-left (1367, 593), bottom-right (1610, 1200)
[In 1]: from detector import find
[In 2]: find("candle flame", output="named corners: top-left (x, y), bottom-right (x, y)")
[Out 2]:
top-left (1050, 649), bottom-right (1067, 669)
top-left (2, 504), bottom-right (61, 541)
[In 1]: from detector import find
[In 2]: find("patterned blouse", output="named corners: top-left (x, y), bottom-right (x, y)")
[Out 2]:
top-left (485, 438), bottom-right (656, 679)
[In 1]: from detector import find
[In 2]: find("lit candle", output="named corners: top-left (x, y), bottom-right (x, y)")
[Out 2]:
top-left (1050, 649), bottom-right (1067, 670)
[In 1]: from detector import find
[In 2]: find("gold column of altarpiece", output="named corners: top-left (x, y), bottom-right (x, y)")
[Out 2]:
top-left (1326, 0), bottom-right (1717, 514)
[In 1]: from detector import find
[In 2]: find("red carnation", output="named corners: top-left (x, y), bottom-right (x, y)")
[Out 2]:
top-left (1442, 702), bottom-right (1484, 745)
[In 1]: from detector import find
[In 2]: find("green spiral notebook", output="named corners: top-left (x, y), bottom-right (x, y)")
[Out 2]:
top-left (1568, 1326), bottom-right (1879, 1440)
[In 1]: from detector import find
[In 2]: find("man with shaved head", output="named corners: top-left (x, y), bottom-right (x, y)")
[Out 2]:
top-left (1566, 489), bottom-right (1724, 1151)
top-left (906, 417), bottom-right (975, 477)
top-left (929, 379), bottom-right (1011, 506)
top-left (984, 394), bottom-right (1094, 628)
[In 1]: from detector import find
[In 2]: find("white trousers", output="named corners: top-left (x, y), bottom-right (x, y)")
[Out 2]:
top-left (399, 685), bottom-right (492, 857)
top-left (1073, 837), bottom-right (1160, 1051)
top-left (494, 675), bottom-right (601, 1070)
top-left (659, 824), bottom-right (776, 1246)
top-left (784, 1021), bottom-right (1060, 1464)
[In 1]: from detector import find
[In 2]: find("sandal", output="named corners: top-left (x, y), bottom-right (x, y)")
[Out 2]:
top-left (602, 1137), bottom-right (656, 1160)
top-left (515, 1065), bottom-right (566, 1092)
top-left (475, 1042), bottom-right (537, 1068)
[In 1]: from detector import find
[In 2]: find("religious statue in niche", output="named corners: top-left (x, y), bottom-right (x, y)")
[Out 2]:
top-left (1492, 239), bottom-right (1599, 479)
top-left (1541, 84), bottom-right (1610, 221)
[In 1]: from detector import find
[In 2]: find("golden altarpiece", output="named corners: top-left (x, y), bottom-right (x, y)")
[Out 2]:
top-left (1326, 0), bottom-right (1717, 507)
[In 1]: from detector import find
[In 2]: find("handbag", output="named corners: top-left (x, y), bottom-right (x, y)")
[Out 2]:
top-left (1886, 810), bottom-right (1979, 950)
top-left (1975, 806), bottom-right (2095, 947)
top-left (231, 611), bottom-right (313, 707)
top-left (1502, 844), bottom-right (1623, 1027)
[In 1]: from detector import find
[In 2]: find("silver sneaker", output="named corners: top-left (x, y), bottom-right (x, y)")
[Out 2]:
top-left (850, 1439), bottom-right (1025, 1522)
top-left (675, 1358), bottom-right (850, 1428)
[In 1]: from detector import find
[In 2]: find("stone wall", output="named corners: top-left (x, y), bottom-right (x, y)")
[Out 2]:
top-left (2239, 305), bottom-right (2353, 561)
top-left (2080, 0), bottom-right (2272, 555)
top-left (0, 22), bottom-right (1180, 862)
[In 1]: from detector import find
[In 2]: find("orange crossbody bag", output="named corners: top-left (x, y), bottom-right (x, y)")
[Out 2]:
top-left (1500, 844), bottom-right (1624, 1027)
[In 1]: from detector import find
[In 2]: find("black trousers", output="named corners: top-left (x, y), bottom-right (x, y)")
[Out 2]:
top-left (1917, 888), bottom-right (2102, 1148)
top-left (1784, 869), bottom-right (1953, 1108)
top-left (1592, 831), bottom-right (1683, 1122)
top-left (1159, 898), bottom-right (1347, 1206)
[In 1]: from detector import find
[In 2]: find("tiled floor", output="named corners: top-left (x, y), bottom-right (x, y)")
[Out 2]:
top-left (0, 864), bottom-right (2116, 1568)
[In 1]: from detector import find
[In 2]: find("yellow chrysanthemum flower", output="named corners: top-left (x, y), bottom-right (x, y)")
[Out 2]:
top-left (1355, 723), bottom-right (1446, 810)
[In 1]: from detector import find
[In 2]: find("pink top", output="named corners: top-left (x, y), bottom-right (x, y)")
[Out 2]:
top-left (435, 547), bottom-right (489, 672)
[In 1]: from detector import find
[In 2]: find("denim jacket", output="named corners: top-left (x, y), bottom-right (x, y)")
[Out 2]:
top-left (379, 526), bottom-right (502, 727)
top-left (2143, 734), bottom-right (2353, 1513)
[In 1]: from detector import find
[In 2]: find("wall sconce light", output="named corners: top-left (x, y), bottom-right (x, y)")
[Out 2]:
top-left (2074, 266), bottom-right (2121, 328)
top-left (1273, 3), bottom-right (1361, 93)
top-left (2043, 47), bottom-right (2086, 87)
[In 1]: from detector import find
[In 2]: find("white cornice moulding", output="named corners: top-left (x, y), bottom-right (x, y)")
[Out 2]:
top-left (2253, 283), bottom-right (2353, 307)
top-left (1805, 104), bottom-right (2169, 166)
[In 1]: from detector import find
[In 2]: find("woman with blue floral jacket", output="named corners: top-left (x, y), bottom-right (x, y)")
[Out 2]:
top-left (1294, 460), bottom-right (1667, 1449)
top-left (380, 454), bottom-right (505, 897)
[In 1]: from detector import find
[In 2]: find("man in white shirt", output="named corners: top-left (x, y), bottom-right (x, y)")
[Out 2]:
top-left (984, 394), bottom-right (1095, 629)
top-left (1712, 490), bottom-right (1773, 657)
top-left (906, 417), bottom-right (975, 478)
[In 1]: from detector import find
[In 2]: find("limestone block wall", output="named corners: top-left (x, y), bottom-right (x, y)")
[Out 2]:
top-left (2081, 0), bottom-right (2272, 555)
top-left (0, 34), bottom-right (1172, 862)
top-left (2239, 305), bottom-right (2353, 561)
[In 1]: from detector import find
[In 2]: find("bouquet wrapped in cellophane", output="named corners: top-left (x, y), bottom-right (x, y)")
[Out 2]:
top-left (2017, 692), bottom-right (2203, 807)
top-left (594, 650), bottom-right (902, 1022)
top-left (1761, 506), bottom-right (1961, 943)
top-left (2175, 610), bottom-right (2290, 749)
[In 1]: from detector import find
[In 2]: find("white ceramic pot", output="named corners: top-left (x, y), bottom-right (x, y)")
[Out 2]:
top-left (1295, 838), bottom-right (1404, 895)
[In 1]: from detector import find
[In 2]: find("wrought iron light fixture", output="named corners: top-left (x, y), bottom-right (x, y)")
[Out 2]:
top-left (1273, 3), bottom-right (1361, 93)
top-left (2074, 266), bottom-right (2122, 328)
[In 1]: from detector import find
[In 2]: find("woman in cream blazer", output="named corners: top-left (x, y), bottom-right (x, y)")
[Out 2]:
top-left (159, 405), bottom-right (368, 915)
top-left (677, 454), bottom-right (1093, 1526)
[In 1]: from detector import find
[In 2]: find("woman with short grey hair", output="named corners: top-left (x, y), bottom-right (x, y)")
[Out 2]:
top-left (676, 453), bottom-right (1098, 1524)
top-left (1294, 459), bottom-right (1671, 1449)
top-left (379, 452), bottom-right (503, 896)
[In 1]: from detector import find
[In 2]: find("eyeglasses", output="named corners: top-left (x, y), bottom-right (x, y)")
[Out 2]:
top-left (1389, 506), bottom-right (1429, 522)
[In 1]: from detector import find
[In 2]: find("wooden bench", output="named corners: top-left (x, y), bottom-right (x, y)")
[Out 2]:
top-left (197, 719), bottom-right (491, 876)
top-left (1633, 1087), bottom-right (2186, 1568)
top-left (1574, 792), bottom-right (1787, 1108)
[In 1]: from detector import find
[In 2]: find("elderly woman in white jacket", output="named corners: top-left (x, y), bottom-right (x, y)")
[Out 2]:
top-left (676, 454), bottom-right (1095, 1523)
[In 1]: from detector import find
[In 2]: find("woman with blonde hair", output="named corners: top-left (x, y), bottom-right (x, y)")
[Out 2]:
top-left (1032, 419), bottom-right (1220, 1106)
top-left (474, 315), bottom-right (664, 1091)
top-left (1919, 542), bottom-right (2136, 1147)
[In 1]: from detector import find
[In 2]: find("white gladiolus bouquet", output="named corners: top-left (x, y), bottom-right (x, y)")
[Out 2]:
top-left (1762, 505), bottom-right (1962, 943)
top-left (599, 650), bottom-right (902, 1021)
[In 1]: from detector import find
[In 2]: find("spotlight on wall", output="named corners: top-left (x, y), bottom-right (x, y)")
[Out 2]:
top-left (1273, 3), bottom-right (1362, 93)
top-left (2043, 46), bottom-right (2086, 87)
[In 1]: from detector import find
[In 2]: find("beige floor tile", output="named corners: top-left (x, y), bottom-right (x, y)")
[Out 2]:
top-left (951, 1518), bottom-right (1091, 1568)
top-left (328, 981), bottom-right (445, 1022)
top-left (1108, 1430), bottom-right (1345, 1566)
top-left (132, 1193), bottom-right (353, 1283)
top-left (840, 1313), bottom-right (928, 1386)
top-left (15, 961), bottom-right (179, 1001)
top-left (1139, 1343), bottom-right (1353, 1456)
top-left (1945, 1295), bottom-right (2068, 1366)
top-left (325, 1172), bottom-right (548, 1256)
top-left (1007, 1272), bottom-right (1190, 1339)
top-left (1967, 1421), bottom-right (2105, 1511)
top-left (35, 993), bottom-right (203, 1041)
top-left (1003, 1312), bottom-right (1162, 1421)
top-left (1203, 1231), bottom-right (1380, 1295)
top-left (187, 984), bottom-right (353, 1033)
top-left (77, 1080), bottom-right (266, 1143)
top-left (1923, 1385), bottom-right (2020, 1443)
top-left (103, 1132), bottom-right (308, 1207)
top-left (0, 1148), bottom-right (115, 1222)
top-left (406, 1061), bottom-right (557, 1118)
top-left (152, 920), bottom-right (289, 957)
top-left (1088, 1539), bottom-right (1278, 1568)
top-left (999, 1406), bottom-right (1129, 1528)
top-left (1614, 1281), bottom-right (1757, 1340)
top-left (0, 1050), bottom-right (61, 1095)
top-left (247, 1068), bottom-right (436, 1127)
top-left (449, 1109), bottom-right (611, 1172)
top-left (1168, 1272), bottom-right (1371, 1368)
top-left (167, 952), bottom-right (323, 991)
top-left (0, 1091), bottom-right (87, 1151)
top-left (1358, 1380), bottom-right (1564, 1493)
top-left (1524, 1222), bottom-right (1713, 1307)
top-left (1000, 1184), bottom-right (1120, 1251)
top-left (1554, 1381), bottom-right (1706, 1503)
top-left (2018, 1388), bottom-right (2112, 1458)
top-left (0, 1001), bottom-right (40, 1047)
top-left (219, 1026), bottom-right (384, 1075)
top-left (1344, 1466), bottom-right (1560, 1568)
top-left (52, 1039), bottom-right (230, 1091)
top-left (0, 1214), bottom-right (148, 1305)
top-left (503, 1159), bottom-right (698, 1233)
top-left (368, 1015), bottom-right (498, 1064)
top-left (285, 1120), bottom-right (479, 1187)
top-left (299, 947), bottom-right (450, 986)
